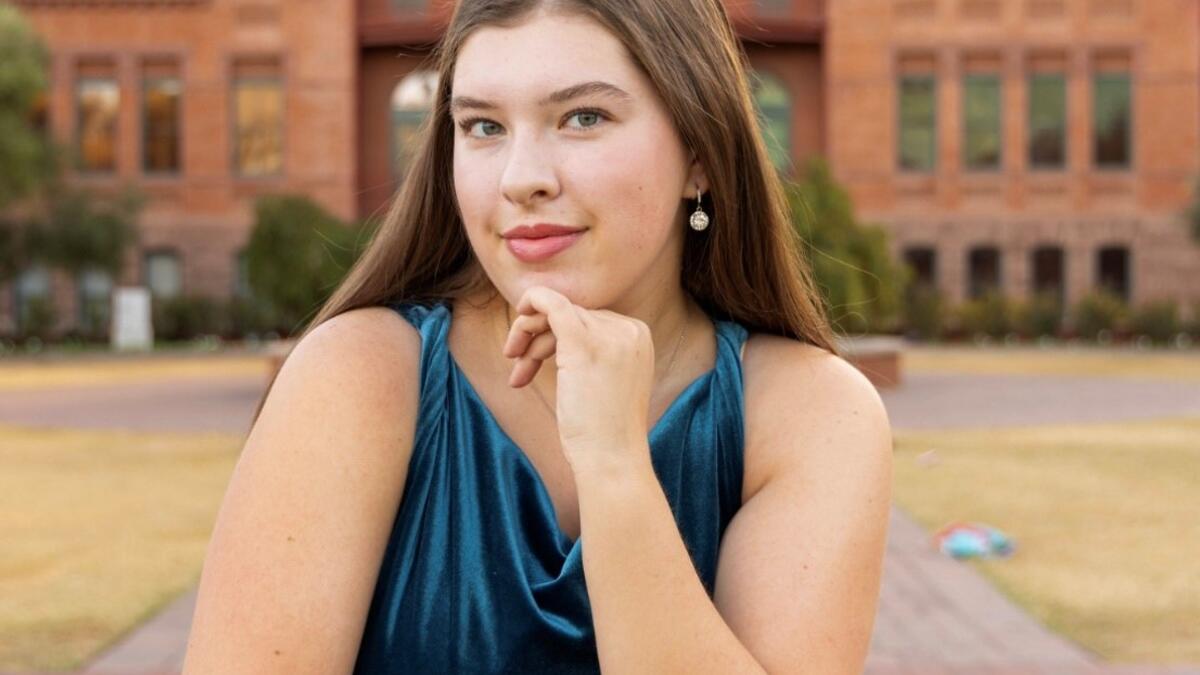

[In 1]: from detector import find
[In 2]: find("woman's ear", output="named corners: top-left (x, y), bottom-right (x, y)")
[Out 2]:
top-left (683, 152), bottom-right (710, 198)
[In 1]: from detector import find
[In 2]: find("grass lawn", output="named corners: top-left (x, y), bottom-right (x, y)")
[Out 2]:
top-left (903, 344), bottom-right (1200, 381)
top-left (0, 424), bottom-right (241, 672)
top-left (0, 355), bottom-right (269, 392)
top-left (892, 416), bottom-right (1200, 665)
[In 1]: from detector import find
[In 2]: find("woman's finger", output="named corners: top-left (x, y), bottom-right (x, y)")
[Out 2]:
top-left (503, 312), bottom-right (550, 358)
top-left (509, 331), bottom-right (558, 387)
top-left (515, 286), bottom-right (586, 343)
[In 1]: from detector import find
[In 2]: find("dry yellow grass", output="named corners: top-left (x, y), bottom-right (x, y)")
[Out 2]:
top-left (0, 355), bottom-right (270, 392)
top-left (0, 424), bottom-right (242, 671)
top-left (892, 416), bottom-right (1200, 664)
top-left (903, 344), bottom-right (1200, 381)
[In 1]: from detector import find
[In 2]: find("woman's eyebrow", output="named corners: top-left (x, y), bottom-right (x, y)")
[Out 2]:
top-left (449, 80), bottom-right (633, 114)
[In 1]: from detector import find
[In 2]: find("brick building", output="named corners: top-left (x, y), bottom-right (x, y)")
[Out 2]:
top-left (5, 0), bottom-right (1198, 338)
top-left (827, 0), bottom-right (1200, 317)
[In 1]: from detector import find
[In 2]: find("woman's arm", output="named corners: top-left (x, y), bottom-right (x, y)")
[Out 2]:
top-left (182, 307), bottom-right (421, 675)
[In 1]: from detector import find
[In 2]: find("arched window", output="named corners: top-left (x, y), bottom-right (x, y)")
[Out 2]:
top-left (967, 245), bottom-right (1002, 300)
top-left (391, 70), bottom-right (438, 183)
top-left (1031, 245), bottom-right (1065, 307)
top-left (749, 70), bottom-right (793, 174)
top-left (1096, 245), bottom-right (1130, 302)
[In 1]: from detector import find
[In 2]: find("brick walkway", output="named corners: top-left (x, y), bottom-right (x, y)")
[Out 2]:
top-left (3, 361), bottom-right (1196, 674)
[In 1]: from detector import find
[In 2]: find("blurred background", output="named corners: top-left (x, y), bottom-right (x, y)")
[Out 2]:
top-left (0, 0), bottom-right (1197, 673)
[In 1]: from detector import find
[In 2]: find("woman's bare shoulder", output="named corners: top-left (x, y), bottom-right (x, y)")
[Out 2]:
top-left (182, 305), bottom-right (422, 675)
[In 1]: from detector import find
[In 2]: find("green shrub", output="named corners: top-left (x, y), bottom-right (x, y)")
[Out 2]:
top-left (18, 295), bottom-right (56, 340)
top-left (1129, 300), bottom-right (1180, 345)
top-left (152, 295), bottom-right (224, 342)
top-left (225, 296), bottom-right (282, 338)
top-left (903, 283), bottom-right (945, 341)
top-left (953, 291), bottom-right (1014, 339)
top-left (1185, 299), bottom-right (1200, 337)
top-left (1015, 291), bottom-right (1064, 339)
top-left (787, 158), bottom-right (906, 337)
top-left (1071, 291), bottom-right (1128, 340)
top-left (244, 194), bottom-right (375, 335)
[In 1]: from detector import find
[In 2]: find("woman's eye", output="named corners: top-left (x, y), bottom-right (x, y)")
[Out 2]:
top-left (457, 109), bottom-right (607, 139)
top-left (461, 119), bottom-right (502, 138)
top-left (565, 110), bottom-right (605, 130)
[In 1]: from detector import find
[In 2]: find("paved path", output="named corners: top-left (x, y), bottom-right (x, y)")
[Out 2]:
top-left (880, 372), bottom-right (1200, 430)
top-left (0, 375), bottom-right (265, 435)
top-left (2, 362), bottom-right (1197, 674)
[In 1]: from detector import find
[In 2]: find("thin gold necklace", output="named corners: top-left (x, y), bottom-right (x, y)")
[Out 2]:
top-left (504, 302), bottom-right (688, 421)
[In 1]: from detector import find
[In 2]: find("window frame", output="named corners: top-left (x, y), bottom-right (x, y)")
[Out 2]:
top-left (230, 72), bottom-right (286, 179)
top-left (140, 73), bottom-right (184, 176)
top-left (75, 75), bottom-right (121, 175)
top-left (962, 72), bottom-right (1003, 171)
top-left (1091, 71), bottom-right (1133, 170)
top-left (897, 73), bottom-right (938, 173)
top-left (1027, 72), bottom-right (1068, 171)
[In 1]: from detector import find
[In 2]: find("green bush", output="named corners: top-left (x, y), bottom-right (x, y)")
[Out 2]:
top-left (1015, 291), bottom-right (1064, 339)
top-left (787, 158), bottom-right (906, 337)
top-left (953, 291), bottom-right (1015, 339)
top-left (225, 296), bottom-right (282, 338)
top-left (1185, 299), bottom-right (1200, 337)
top-left (902, 283), bottom-right (945, 341)
top-left (244, 194), bottom-right (375, 335)
top-left (1129, 299), bottom-right (1180, 345)
top-left (152, 295), bottom-right (224, 342)
top-left (1071, 291), bottom-right (1129, 340)
top-left (18, 295), bottom-right (56, 340)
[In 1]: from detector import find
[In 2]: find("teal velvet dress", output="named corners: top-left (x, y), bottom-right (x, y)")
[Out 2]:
top-left (352, 299), bottom-right (750, 673)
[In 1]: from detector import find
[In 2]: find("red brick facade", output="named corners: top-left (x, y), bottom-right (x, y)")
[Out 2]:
top-left (827, 0), bottom-right (1200, 319)
top-left (6, 0), bottom-right (1197, 337)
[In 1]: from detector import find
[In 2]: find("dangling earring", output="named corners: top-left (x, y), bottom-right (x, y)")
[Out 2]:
top-left (689, 184), bottom-right (710, 231)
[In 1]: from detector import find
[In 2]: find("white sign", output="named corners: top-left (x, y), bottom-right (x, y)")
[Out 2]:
top-left (111, 286), bottom-right (153, 351)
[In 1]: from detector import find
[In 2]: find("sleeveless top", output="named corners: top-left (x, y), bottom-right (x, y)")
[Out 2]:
top-left (353, 299), bottom-right (751, 674)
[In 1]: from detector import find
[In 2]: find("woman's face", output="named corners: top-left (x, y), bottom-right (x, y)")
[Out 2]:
top-left (450, 9), bottom-right (705, 312)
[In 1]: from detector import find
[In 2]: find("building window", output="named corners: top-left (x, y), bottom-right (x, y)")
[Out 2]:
top-left (1028, 73), bottom-right (1066, 169)
top-left (1096, 245), bottom-right (1130, 302)
top-left (750, 70), bottom-right (793, 174)
top-left (78, 267), bottom-right (113, 336)
top-left (967, 246), bottom-right (1002, 299)
top-left (390, 70), bottom-right (438, 183)
top-left (143, 66), bottom-right (182, 174)
top-left (903, 246), bottom-right (938, 288)
top-left (233, 58), bottom-right (283, 177)
top-left (77, 77), bottom-right (119, 173)
top-left (14, 265), bottom-right (52, 335)
top-left (1031, 245), bottom-right (1065, 306)
top-left (898, 74), bottom-right (936, 171)
top-left (1093, 72), bottom-right (1131, 168)
top-left (963, 73), bottom-right (1001, 169)
top-left (144, 250), bottom-right (182, 299)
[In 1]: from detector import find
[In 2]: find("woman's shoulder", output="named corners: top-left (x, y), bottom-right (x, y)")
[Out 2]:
top-left (184, 306), bottom-right (424, 673)
top-left (269, 304), bottom-right (426, 454)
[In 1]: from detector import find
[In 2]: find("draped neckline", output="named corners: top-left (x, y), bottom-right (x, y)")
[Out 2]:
top-left (443, 304), bottom-right (727, 551)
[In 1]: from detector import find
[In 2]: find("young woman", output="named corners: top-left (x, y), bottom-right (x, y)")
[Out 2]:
top-left (183, 1), bottom-right (893, 673)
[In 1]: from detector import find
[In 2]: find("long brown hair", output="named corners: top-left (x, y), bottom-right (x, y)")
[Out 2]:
top-left (252, 0), bottom-right (839, 422)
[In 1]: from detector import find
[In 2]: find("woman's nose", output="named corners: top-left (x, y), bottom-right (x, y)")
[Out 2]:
top-left (499, 134), bottom-right (561, 206)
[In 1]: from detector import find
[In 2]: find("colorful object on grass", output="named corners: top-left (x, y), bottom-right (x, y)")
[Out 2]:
top-left (932, 521), bottom-right (1015, 559)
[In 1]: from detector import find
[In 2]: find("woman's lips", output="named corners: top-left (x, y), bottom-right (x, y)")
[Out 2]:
top-left (505, 231), bottom-right (584, 263)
